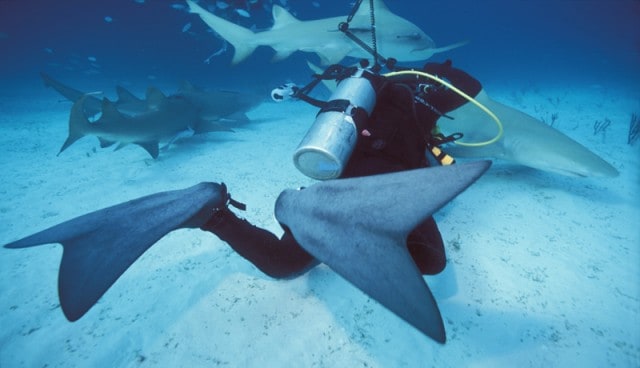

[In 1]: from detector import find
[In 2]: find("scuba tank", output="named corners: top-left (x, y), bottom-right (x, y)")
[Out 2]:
top-left (293, 68), bottom-right (380, 180)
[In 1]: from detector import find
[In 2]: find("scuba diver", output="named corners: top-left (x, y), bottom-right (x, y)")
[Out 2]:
top-left (2, 58), bottom-right (491, 345)
top-left (201, 59), bottom-right (483, 278)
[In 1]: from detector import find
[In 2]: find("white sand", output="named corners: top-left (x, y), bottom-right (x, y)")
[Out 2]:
top-left (0, 82), bottom-right (638, 367)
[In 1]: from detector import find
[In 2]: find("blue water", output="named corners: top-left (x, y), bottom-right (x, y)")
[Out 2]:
top-left (2, 1), bottom-right (638, 90)
top-left (0, 1), bottom-right (638, 367)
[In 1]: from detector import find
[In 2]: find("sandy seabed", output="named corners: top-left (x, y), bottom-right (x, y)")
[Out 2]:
top-left (0, 81), bottom-right (638, 367)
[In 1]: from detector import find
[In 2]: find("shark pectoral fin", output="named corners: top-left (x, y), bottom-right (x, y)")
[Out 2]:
top-left (317, 48), bottom-right (351, 66)
top-left (217, 112), bottom-right (250, 125)
top-left (161, 128), bottom-right (197, 151)
top-left (274, 161), bottom-right (491, 342)
top-left (230, 43), bottom-right (257, 65)
top-left (429, 40), bottom-right (469, 54)
top-left (271, 48), bottom-right (296, 62)
top-left (4, 182), bottom-right (228, 321)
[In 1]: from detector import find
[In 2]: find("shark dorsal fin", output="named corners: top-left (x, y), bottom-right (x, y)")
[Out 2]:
top-left (101, 98), bottom-right (123, 119)
top-left (146, 87), bottom-right (166, 110)
top-left (116, 86), bottom-right (142, 103)
top-left (271, 5), bottom-right (299, 29)
top-left (178, 80), bottom-right (206, 95)
top-left (354, 0), bottom-right (388, 18)
top-left (178, 80), bottom-right (196, 94)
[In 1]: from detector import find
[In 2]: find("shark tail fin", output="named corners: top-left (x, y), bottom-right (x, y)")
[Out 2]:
top-left (58, 95), bottom-right (93, 156)
top-left (186, 0), bottom-right (257, 64)
top-left (115, 86), bottom-right (143, 104)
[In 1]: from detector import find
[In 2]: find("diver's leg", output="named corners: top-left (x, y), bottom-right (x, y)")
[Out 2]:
top-left (407, 216), bottom-right (446, 275)
top-left (201, 208), bottom-right (318, 279)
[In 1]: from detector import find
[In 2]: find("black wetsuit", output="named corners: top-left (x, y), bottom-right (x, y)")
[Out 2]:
top-left (201, 60), bottom-right (481, 278)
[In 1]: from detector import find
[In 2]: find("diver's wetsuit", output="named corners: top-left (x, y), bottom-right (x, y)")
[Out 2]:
top-left (201, 60), bottom-right (481, 278)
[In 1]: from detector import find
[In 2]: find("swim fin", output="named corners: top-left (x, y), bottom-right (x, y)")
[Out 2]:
top-left (275, 160), bottom-right (492, 343)
top-left (4, 182), bottom-right (227, 321)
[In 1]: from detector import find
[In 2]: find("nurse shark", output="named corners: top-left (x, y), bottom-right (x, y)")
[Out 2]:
top-left (186, 0), bottom-right (465, 65)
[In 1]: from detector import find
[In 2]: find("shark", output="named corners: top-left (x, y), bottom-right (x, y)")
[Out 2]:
top-left (60, 89), bottom-right (232, 159)
top-left (186, 0), bottom-right (465, 65)
top-left (438, 90), bottom-right (619, 178)
top-left (175, 80), bottom-right (260, 123)
top-left (41, 73), bottom-right (264, 158)
top-left (41, 72), bottom-right (262, 122)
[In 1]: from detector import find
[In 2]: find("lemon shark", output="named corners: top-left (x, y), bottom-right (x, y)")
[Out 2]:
top-left (186, 0), bottom-right (465, 65)
top-left (438, 90), bottom-right (619, 178)
top-left (41, 72), bottom-right (261, 122)
top-left (41, 73), bottom-right (263, 158)
top-left (60, 89), bottom-right (233, 159)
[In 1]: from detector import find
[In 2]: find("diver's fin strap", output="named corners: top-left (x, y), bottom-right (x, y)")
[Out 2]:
top-left (229, 197), bottom-right (246, 211)
top-left (218, 183), bottom-right (246, 211)
top-left (431, 132), bottom-right (463, 145)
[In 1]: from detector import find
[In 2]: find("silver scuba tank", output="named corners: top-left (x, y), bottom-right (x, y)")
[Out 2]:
top-left (293, 68), bottom-right (378, 180)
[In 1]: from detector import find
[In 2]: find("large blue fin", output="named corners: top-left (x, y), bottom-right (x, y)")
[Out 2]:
top-left (275, 161), bottom-right (491, 343)
top-left (4, 182), bottom-right (226, 321)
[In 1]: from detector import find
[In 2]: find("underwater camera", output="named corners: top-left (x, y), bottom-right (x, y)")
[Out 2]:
top-left (271, 83), bottom-right (299, 101)
top-left (293, 68), bottom-right (381, 180)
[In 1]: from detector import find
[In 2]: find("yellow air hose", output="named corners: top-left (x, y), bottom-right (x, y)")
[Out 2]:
top-left (384, 70), bottom-right (504, 147)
